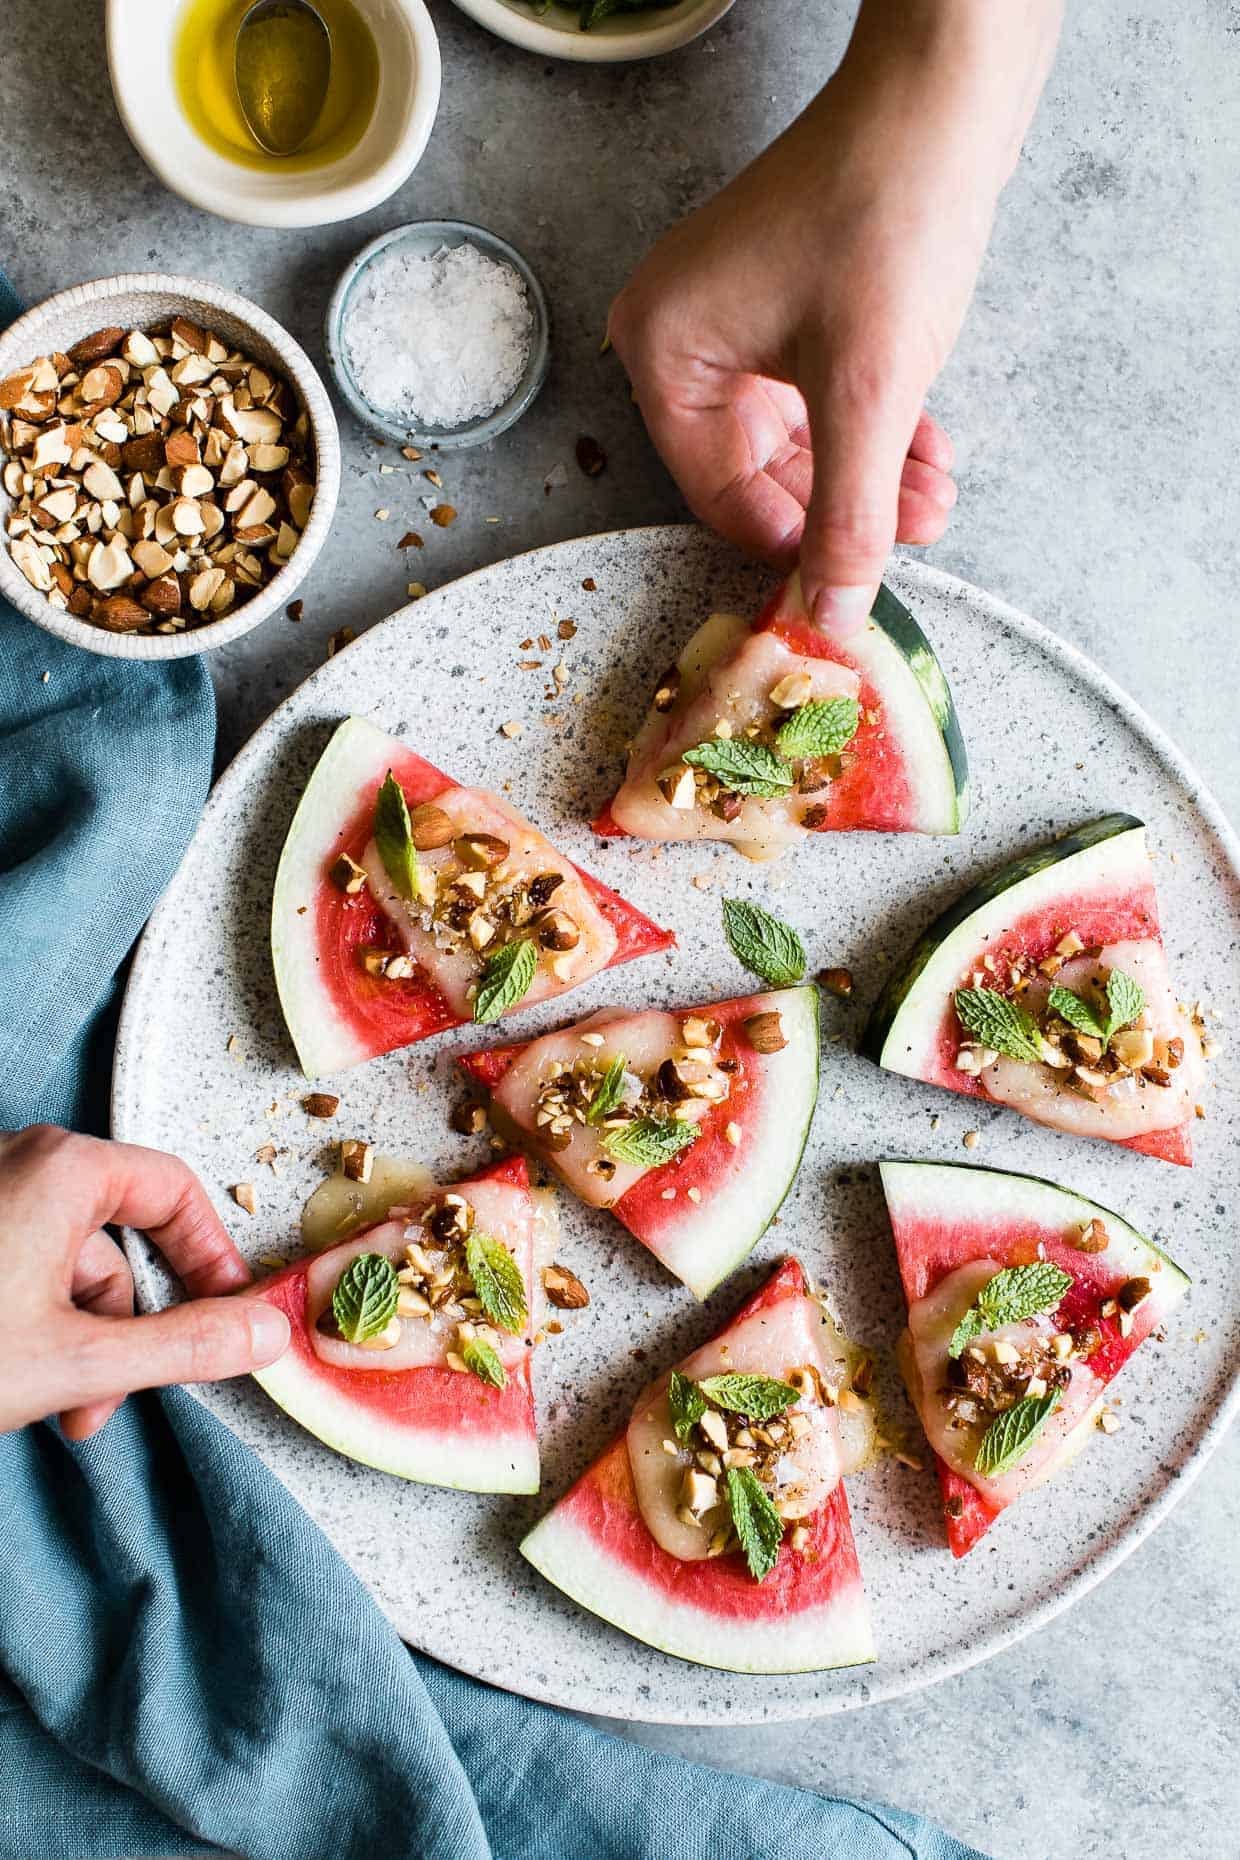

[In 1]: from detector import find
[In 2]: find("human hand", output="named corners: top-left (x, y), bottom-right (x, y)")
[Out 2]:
top-left (0, 1125), bottom-right (289, 1441)
top-left (609, 1), bottom-right (1061, 637)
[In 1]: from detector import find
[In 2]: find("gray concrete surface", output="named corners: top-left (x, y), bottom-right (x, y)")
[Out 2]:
top-left (3, 1), bottom-right (1237, 1856)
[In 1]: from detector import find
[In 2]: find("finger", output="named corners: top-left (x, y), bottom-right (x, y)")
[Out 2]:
top-left (58, 1396), bottom-right (124, 1441)
top-left (71, 1229), bottom-right (135, 1317)
top-left (895, 456), bottom-right (958, 546)
top-left (799, 350), bottom-right (931, 638)
top-left (908, 411), bottom-right (954, 473)
top-left (55, 1297), bottom-right (289, 1412)
top-left (5, 1127), bottom-right (251, 1298)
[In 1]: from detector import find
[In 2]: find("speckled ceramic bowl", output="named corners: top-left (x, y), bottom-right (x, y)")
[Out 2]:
top-left (113, 532), bottom-right (1240, 1721)
top-left (0, 274), bottom-right (340, 661)
top-left (325, 221), bottom-right (551, 449)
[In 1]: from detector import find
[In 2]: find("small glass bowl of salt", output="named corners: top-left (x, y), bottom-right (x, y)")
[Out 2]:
top-left (326, 220), bottom-right (550, 449)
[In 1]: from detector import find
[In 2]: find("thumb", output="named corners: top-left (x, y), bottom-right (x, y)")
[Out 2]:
top-left (62, 1295), bottom-right (289, 1410)
top-left (799, 353), bottom-right (927, 639)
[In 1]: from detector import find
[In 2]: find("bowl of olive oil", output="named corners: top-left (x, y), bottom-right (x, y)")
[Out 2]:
top-left (106, 0), bottom-right (441, 228)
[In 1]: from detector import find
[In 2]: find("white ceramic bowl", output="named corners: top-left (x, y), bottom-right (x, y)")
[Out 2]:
top-left (447, 0), bottom-right (733, 62)
top-left (106, 0), bottom-right (441, 229)
top-left (0, 274), bottom-right (341, 661)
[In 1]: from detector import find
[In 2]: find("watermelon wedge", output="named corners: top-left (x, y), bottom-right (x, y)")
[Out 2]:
top-left (594, 572), bottom-right (968, 857)
top-left (520, 1257), bottom-right (875, 1672)
top-left (459, 985), bottom-right (820, 1298)
top-left (272, 716), bottom-right (675, 1077)
top-left (862, 815), bottom-right (1203, 1164)
top-left (879, 1160), bottom-right (1189, 1556)
top-left (249, 1156), bottom-right (544, 1492)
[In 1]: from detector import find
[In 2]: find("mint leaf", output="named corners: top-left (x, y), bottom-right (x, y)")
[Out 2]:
top-left (683, 737), bottom-right (793, 797)
top-left (461, 1335), bottom-right (507, 1389)
top-left (472, 938), bottom-right (538, 1024)
top-left (775, 697), bottom-right (860, 760)
top-left (602, 1116), bottom-right (699, 1169)
top-left (974, 1392), bottom-right (1059, 1477)
top-left (1104, 968), bottom-right (1145, 1042)
top-left (954, 988), bottom-right (1043, 1064)
top-left (332, 1251), bottom-right (398, 1344)
top-left (725, 1465), bottom-right (785, 1581)
top-left (697, 1373), bottom-right (800, 1420)
top-left (947, 1262), bottom-right (1074, 1358)
top-left (464, 1231), bottom-right (528, 1334)
top-left (374, 770), bottom-right (418, 902)
top-left (668, 1369), bottom-right (706, 1442)
top-left (721, 898), bottom-right (807, 987)
top-left (1048, 985), bottom-right (1107, 1042)
top-left (585, 1053), bottom-right (627, 1125)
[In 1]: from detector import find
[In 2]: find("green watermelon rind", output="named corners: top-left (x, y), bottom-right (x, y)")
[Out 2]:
top-left (271, 716), bottom-right (397, 1079)
top-left (861, 813), bottom-right (1148, 1076)
top-left (879, 1158), bottom-right (1190, 1306)
top-left (861, 582), bottom-right (970, 834)
top-left (643, 984), bottom-right (821, 1299)
top-left (252, 1349), bottom-right (541, 1494)
top-left (519, 1500), bottom-right (875, 1676)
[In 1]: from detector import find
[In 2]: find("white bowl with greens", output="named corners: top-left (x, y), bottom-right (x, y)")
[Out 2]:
top-left (447, 0), bottom-right (734, 62)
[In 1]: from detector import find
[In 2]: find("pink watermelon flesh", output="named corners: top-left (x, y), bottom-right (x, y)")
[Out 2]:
top-left (274, 718), bottom-right (674, 1077)
top-left (519, 1258), bottom-right (874, 1673)
top-left (457, 985), bottom-right (820, 1299)
top-left (594, 573), bottom-right (963, 842)
top-left (880, 1161), bottom-right (1189, 1556)
top-left (249, 1155), bottom-right (541, 1493)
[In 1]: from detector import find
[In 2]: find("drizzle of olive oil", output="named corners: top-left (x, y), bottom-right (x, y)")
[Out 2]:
top-left (174, 0), bottom-right (379, 173)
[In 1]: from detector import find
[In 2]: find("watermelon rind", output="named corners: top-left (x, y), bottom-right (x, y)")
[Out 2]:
top-left (640, 984), bottom-right (821, 1298)
top-left (271, 716), bottom-right (398, 1078)
top-left (853, 582), bottom-right (970, 835)
top-left (519, 1498), bottom-right (875, 1675)
top-left (252, 1342), bottom-right (540, 1494)
top-left (861, 814), bottom-right (1148, 1079)
top-left (879, 1158), bottom-right (1190, 1310)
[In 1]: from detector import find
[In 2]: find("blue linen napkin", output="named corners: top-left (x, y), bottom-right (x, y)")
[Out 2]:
top-left (0, 272), bottom-right (988, 1860)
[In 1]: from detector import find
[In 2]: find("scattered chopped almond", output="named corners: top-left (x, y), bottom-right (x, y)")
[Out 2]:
top-left (303, 1092), bottom-right (341, 1119)
top-left (499, 720), bottom-right (522, 738)
top-left (429, 504), bottom-right (457, 527)
top-left (286, 599), bottom-right (304, 623)
top-left (962, 1129), bottom-right (980, 1150)
top-left (397, 531), bottom-right (423, 549)
top-left (340, 1138), bottom-right (374, 1183)
top-left (231, 1182), bottom-right (257, 1216)
top-left (818, 967), bottom-right (853, 998)
top-left (327, 626), bottom-right (355, 657)
top-left (542, 1263), bottom-right (590, 1310)
top-left (557, 618), bottom-right (577, 640)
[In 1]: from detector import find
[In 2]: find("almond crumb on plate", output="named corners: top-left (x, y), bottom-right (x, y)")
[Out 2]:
top-left (231, 1182), bottom-right (257, 1215)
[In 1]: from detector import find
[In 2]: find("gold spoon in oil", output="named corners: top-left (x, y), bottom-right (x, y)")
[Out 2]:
top-left (234, 0), bottom-right (332, 157)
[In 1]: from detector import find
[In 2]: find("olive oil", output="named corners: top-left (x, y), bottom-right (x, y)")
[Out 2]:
top-left (174, 0), bottom-right (379, 173)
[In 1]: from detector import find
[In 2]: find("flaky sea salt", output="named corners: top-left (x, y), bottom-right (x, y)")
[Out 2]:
top-left (344, 241), bottom-right (534, 429)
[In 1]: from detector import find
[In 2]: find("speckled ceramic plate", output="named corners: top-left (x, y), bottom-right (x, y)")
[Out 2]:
top-left (112, 527), bottom-right (1240, 1724)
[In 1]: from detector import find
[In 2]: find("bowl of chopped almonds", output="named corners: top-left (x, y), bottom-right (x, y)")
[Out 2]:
top-left (0, 273), bottom-right (340, 658)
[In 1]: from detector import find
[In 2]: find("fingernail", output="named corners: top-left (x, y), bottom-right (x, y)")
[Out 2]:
top-left (246, 1301), bottom-right (290, 1367)
top-left (811, 586), bottom-right (873, 639)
